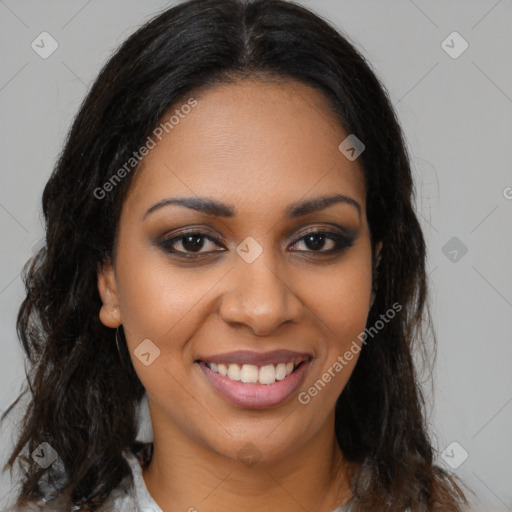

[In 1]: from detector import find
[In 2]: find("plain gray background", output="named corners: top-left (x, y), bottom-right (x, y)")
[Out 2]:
top-left (0, 1), bottom-right (511, 510)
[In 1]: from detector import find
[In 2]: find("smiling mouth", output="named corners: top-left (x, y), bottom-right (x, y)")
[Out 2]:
top-left (194, 349), bottom-right (313, 409)
top-left (195, 353), bottom-right (313, 409)
top-left (202, 360), bottom-right (310, 385)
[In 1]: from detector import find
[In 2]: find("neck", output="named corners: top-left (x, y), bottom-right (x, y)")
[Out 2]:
top-left (142, 409), bottom-right (352, 512)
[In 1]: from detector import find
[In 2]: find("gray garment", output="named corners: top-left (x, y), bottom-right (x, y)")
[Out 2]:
top-left (98, 452), bottom-right (351, 512)
top-left (8, 451), bottom-right (411, 512)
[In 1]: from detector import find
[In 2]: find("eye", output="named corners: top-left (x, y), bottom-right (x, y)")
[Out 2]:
top-left (289, 230), bottom-right (354, 253)
top-left (158, 230), bottom-right (225, 258)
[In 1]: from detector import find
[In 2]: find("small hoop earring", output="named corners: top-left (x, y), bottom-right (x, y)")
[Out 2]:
top-left (115, 325), bottom-right (127, 367)
top-left (370, 265), bottom-right (379, 308)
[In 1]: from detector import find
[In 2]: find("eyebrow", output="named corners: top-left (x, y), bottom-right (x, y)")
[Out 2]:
top-left (143, 193), bottom-right (361, 220)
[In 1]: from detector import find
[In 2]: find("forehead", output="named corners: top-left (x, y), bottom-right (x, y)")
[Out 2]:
top-left (125, 79), bottom-right (366, 217)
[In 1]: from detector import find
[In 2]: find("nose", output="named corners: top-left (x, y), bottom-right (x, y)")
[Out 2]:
top-left (218, 251), bottom-right (303, 336)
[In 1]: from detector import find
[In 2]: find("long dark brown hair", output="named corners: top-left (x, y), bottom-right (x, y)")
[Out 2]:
top-left (2, 0), bottom-right (470, 510)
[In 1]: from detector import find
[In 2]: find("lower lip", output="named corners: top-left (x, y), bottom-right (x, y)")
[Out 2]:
top-left (197, 360), bottom-right (311, 409)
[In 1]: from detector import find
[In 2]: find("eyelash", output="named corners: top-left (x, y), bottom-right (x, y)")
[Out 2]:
top-left (157, 228), bottom-right (355, 259)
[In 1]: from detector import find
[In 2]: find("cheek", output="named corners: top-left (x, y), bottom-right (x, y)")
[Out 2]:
top-left (296, 261), bottom-right (371, 414)
top-left (112, 239), bottom-right (231, 399)
top-left (114, 237), bottom-right (216, 341)
top-left (298, 249), bottom-right (372, 405)
top-left (301, 253), bottom-right (373, 344)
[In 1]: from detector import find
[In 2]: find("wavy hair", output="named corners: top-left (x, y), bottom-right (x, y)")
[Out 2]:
top-left (2, 0), bottom-right (469, 510)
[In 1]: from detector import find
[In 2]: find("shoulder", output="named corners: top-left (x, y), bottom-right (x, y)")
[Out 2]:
top-left (5, 484), bottom-right (135, 512)
top-left (4, 451), bottom-right (143, 512)
top-left (4, 494), bottom-right (72, 512)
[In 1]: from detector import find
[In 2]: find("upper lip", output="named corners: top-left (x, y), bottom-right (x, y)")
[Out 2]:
top-left (196, 349), bottom-right (313, 367)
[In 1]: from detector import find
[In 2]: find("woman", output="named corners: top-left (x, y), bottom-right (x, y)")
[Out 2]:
top-left (2, 0), bottom-right (470, 510)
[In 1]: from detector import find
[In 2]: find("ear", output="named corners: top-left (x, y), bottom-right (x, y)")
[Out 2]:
top-left (97, 261), bottom-right (122, 328)
top-left (370, 241), bottom-right (383, 309)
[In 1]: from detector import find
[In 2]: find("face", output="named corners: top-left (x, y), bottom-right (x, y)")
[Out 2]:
top-left (98, 79), bottom-right (381, 465)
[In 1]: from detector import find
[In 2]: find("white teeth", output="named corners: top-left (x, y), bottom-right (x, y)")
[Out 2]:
top-left (259, 364), bottom-right (276, 385)
top-left (206, 361), bottom-right (303, 384)
top-left (275, 363), bottom-right (287, 380)
top-left (240, 364), bottom-right (259, 383)
top-left (227, 363), bottom-right (241, 381)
